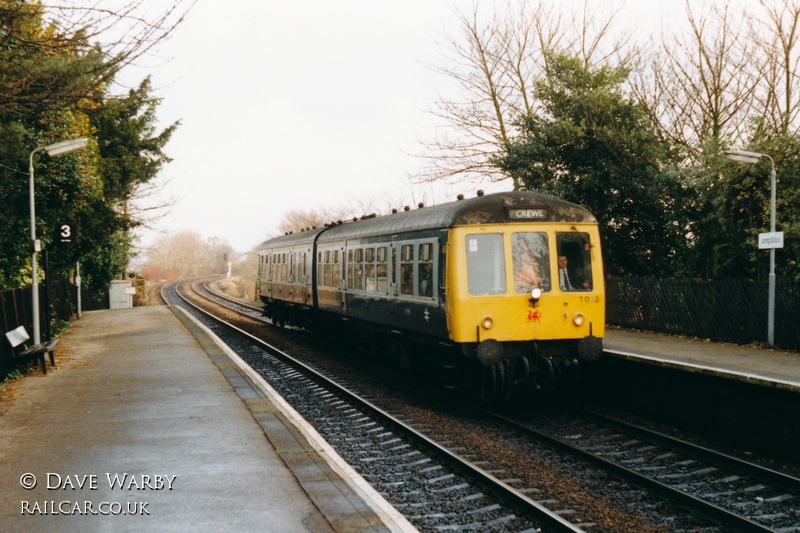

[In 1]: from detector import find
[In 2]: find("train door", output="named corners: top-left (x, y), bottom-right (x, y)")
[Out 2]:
top-left (303, 249), bottom-right (312, 305)
top-left (337, 246), bottom-right (346, 313)
top-left (389, 243), bottom-right (399, 297)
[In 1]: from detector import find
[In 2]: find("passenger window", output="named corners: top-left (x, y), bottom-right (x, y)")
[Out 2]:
top-left (418, 243), bottom-right (433, 298)
top-left (364, 248), bottom-right (375, 292)
top-left (512, 233), bottom-right (551, 294)
top-left (332, 250), bottom-right (341, 289)
top-left (354, 248), bottom-right (364, 291)
top-left (323, 251), bottom-right (332, 288)
top-left (376, 247), bottom-right (388, 294)
top-left (556, 233), bottom-right (593, 291)
top-left (466, 234), bottom-right (506, 295)
top-left (400, 244), bottom-right (414, 295)
top-left (347, 249), bottom-right (354, 290)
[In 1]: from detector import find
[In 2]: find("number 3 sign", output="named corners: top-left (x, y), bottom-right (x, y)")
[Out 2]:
top-left (55, 222), bottom-right (77, 245)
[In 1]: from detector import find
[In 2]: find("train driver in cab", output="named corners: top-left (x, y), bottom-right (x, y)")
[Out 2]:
top-left (558, 255), bottom-right (591, 291)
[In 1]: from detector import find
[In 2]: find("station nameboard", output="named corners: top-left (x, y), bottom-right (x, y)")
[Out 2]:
top-left (758, 232), bottom-right (784, 249)
top-left (507, 208), bottom-right (549, 221)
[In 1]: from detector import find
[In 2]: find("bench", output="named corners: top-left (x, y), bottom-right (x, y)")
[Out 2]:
top-left (4, 326), bottom-right (59, 375)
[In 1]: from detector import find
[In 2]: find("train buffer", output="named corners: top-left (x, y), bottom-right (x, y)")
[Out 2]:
top-left (4, 325), bottom-right (58, 374)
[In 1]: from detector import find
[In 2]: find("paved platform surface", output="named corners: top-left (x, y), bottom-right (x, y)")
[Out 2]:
top-left (605, 327), bottom-right (800, 392)
top-left (0, 306), bottom-right (416, 533)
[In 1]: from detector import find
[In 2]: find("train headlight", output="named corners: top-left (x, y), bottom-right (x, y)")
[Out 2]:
top-left (573, 313), bottom-right (586, 327)
top-left (530, 288), bottom-right (542, 300)
top-left (481, 317), bottom-right (494, 329)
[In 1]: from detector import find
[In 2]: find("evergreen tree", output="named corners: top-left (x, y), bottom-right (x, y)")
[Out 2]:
top-left (0, 5), bottom-right (178, 292)
top-left (496, 52), bottom-right (690, 277)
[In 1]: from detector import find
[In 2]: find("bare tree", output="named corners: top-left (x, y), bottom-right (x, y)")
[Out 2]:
top-left (276, 195), bottom-right (396, 235)
top-left (276, 208), bottom-right (338, 235)
top-left (145, 230), bottom-right (223, 278)
top-left (633, 1), bottom-right (761, 150)
top-left (124, 175), bottom-right (176, 229)
top-left (754, 0), bottom-right (800, 135)
top-left (418, 3), bottom-right (520, 188)
top-left (0, 0), bottom-right (194, 118)
top-left (415, 0), bottom-right (632, 188)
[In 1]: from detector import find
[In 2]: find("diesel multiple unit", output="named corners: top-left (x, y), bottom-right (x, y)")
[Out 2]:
top-left (257, 191), bottom-right (604, 398)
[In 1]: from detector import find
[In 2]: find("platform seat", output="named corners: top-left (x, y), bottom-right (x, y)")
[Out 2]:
top-left (4, 326), bottom-right (58, 374)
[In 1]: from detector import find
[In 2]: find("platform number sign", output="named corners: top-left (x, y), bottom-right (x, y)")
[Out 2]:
top-left (55, 222), bottom-right (77, 245)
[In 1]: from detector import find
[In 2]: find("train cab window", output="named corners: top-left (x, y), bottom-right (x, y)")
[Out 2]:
top-left (418, 243), bottom-right (434, 298)
top-left (466, 234), bottom-right (506, 295)
top-left (556, 233), bottom-right (593, 291)
top-left (512, 233), bottom-right (551, 294)
top-left (376, 247), bottom-right (388, 294)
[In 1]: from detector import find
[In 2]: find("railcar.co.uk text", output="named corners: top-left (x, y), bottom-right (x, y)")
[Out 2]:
top-left (18, 472), bottom-right (176, 516)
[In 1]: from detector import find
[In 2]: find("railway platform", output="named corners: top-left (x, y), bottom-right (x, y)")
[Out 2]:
top-left (604, 327), bottom-right (800, 393)
top-left (0, 306), bottom-right (417, 533)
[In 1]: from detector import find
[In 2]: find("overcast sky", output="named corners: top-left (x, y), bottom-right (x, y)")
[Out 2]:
top-left (126, 0), bottom-right (686, 253)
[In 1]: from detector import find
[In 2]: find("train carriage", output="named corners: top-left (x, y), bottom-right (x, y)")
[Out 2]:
top-left (258, 191), bottom-right (604, 397)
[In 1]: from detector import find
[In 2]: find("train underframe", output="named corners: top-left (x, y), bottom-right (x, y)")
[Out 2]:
top-left (262, 298), bottom-right (601, 402)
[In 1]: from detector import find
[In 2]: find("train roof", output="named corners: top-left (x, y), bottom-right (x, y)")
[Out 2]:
top-left (259, 191), bottom-right (596, 250)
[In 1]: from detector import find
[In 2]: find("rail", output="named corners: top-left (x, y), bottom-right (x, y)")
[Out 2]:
top-left (168, 278), bottom-right (589, 533)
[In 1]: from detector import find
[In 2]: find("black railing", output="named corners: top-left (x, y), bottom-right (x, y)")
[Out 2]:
top-left (1, 279), bottom-right (108, 378)
top-left (606, 277), bottom-right (800, 352)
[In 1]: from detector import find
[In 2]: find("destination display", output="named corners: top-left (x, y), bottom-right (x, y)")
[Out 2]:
top-left (507, 207), bottom-right (549, 220)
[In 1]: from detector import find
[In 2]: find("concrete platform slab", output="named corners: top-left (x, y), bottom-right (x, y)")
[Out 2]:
top-left (0, 306), bottom-right (417, 532)
top-left (605, 327), bottom-right (800, 392)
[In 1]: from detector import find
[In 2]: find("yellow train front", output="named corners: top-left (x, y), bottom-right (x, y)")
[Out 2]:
top-left (257, 191), bottom-right (604, 400)
top-left (445, 200), bottom-right (604, 398)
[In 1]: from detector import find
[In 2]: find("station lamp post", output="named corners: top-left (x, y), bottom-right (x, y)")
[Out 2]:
top-left (29, 138), bottom-right (89, 344)
top-left (723, 149), bottom-right (778, 347)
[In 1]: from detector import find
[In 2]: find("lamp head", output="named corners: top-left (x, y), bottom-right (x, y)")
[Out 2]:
top-left (44, 138), bottom-right (88, 156)
top-left (724, 150), bottom-right (764, 164)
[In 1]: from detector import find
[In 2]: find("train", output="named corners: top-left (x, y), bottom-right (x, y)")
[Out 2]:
top-left (257, 191), bottom-right (604, 400)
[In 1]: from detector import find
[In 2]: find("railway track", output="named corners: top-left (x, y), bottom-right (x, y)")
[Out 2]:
top-left (483, 409), bottom-right (800, 533)
top-left (165, 280), bottom-right (563, 532)
top-left (165, 278), bottom-right (800, 533)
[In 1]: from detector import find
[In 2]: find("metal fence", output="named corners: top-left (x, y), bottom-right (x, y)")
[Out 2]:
top-left (606, 277), bottom-right (800, 352)
top-left (1, 279), bottom-right (108, 378)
